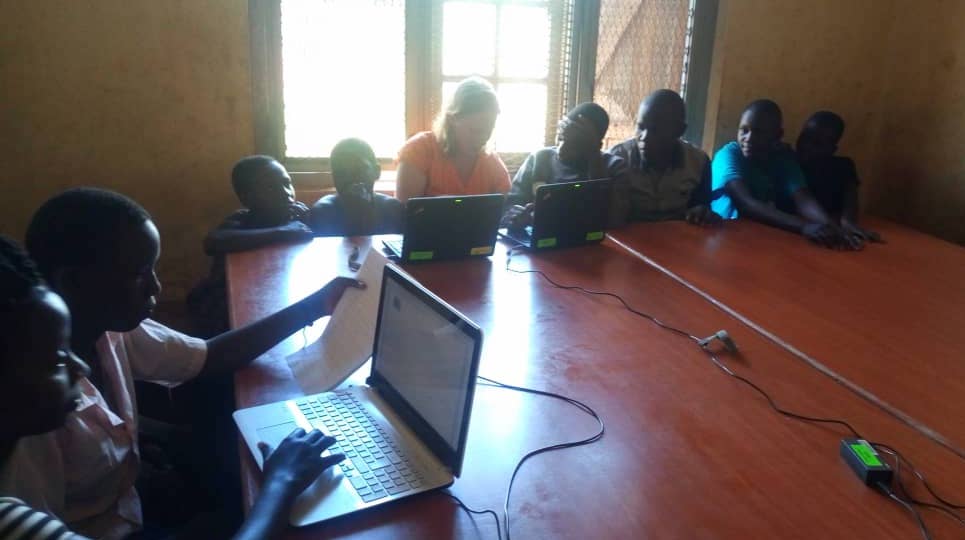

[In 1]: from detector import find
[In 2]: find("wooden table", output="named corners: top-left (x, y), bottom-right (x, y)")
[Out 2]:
top-left (608, 217), bottom-right (965, 458)
top-left (227, 232), bottom-right (964, 539)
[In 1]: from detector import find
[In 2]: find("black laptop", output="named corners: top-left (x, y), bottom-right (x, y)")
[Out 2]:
top-left (500, 178), bottom-right (612, 250)
top-left (383, 194), bottom-right (504, 262)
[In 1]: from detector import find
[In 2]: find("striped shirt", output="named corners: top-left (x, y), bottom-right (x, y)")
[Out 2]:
top-left (0, 498), bottom-right (87, 540)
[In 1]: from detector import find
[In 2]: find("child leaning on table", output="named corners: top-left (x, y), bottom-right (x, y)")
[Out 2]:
top-left (188, 155), bottom-right (315, 337)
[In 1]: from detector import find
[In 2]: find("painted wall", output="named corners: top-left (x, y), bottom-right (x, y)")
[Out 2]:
top-left (868, 0), bottom-right (965, 244)
top-left (0, 1), bottom-right (253, 302)
top-left (705, 0), bottom-right (965, 245)
top-left (703, 0), bottom-right (896, 207)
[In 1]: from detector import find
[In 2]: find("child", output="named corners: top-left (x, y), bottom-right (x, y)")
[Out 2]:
top-left (205, 155), bottom-right (315, 253)
top-left (189, 155), bottom-right (313, 337)
top-left (504, 102), bottom-right (630, 229)
top-left (0, 235), bottom-right (347, 540)
top-left (794, 111), bottom-right (880, 242)
top-left (23, 189), bottom-right (361, 538)
top-left (710, 99), bottom-right (861, 249)
top-left (609, 89), bottom-right (719, 225)
top-left (310, 138), bottom-right (404, 236)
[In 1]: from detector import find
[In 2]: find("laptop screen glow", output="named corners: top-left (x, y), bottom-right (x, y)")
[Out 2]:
top-left (373, 275), bottom-right (475, 450)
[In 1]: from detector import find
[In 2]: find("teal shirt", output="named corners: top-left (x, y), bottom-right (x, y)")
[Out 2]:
top-left (711, 141), bottom-right (805, 219)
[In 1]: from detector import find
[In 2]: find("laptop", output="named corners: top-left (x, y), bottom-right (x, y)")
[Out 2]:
top-left (233, 264), bottom-right (483, 526)
top-left (383, 194), bottom-right (503, 262)
top-left (500, 178), bottom-right (612, 250)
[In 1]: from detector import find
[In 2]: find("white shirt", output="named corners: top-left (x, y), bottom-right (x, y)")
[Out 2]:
top-left (0, 319), bottom-right (206, 540)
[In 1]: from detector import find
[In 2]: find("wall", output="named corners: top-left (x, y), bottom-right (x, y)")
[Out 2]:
top-left (0, 0), bottom-right (253, 303)
top-left (704, 0), bottom-right (965, 245)
top-left (868, 0), bottom-right (965, 244)
top-left (703, 0), bottom-right (896, 207)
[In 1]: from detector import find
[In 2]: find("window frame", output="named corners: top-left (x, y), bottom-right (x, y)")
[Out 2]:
top-left (248, 0), bottom-right (716, 187)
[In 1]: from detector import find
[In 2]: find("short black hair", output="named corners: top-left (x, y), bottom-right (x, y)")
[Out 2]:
top-left (743, 99), bottom-right (783, 125)
top-left (638, 89), bottom-right (686, 123)
top-left (331, 138), bottom-right (377, 169)
top-left (0, 235), bottom-right (44, 309)
top-left (567, 102), bottom-right (610, 138)
top-left (25, 188), bottom-right (151, 278)
top-left (231, 155), bottom-right (280, 198)
top-left (805, 110), bottom-right (846, 140)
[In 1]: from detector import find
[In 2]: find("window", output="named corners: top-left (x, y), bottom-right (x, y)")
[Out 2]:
top-left (440, 1), bottom-right (554, 153)
top-left (279, 1), bottom-right (406, 160)
top-left (593, 0), bottom-right (695, 149)
top-left (249, 0), bottom-right (716, 183)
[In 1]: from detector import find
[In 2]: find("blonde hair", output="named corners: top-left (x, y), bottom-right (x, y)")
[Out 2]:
top-left (432, 76), bottom-right (500, 155)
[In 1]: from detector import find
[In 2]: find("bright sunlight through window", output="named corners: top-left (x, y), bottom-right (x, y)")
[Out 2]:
top-left (281, 0), bottom-right (554, 159)
top-left (281, 0), bottom-right (406, 159)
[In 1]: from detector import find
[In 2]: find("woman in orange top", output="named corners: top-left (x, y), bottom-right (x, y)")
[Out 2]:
top-left (396, 77), bottom-right (511, 202)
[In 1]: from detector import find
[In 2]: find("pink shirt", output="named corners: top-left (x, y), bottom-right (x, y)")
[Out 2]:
top-left (0, 319), bottom-right (205, 540)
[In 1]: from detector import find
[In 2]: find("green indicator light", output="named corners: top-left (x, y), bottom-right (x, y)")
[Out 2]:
top-left (850, 443), bottom-right (882, 467)
top-left (536, 237), bottom-right (557, 248)
top-left (455, 199), bottom-right (463, 203)
top-left (586, 231), bottom-right (604, 241)
top-left (409, 251), bottom-right (434, 261)
top-left (574, 183), bottom-right (581, 188)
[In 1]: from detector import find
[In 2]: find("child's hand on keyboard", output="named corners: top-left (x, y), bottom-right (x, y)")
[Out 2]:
top-left (259, 428), bottom-right (346, 500)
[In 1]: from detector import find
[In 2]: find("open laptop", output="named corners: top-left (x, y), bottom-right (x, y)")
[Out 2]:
top-left (383, 193), bottom-right (503, 262)
top-left (233, 264), bottom-right (483, 526)
top-left (500, 178), bottom-right (612, 250)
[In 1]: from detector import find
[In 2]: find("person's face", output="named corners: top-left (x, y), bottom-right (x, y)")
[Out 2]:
top-left (796, 122), bottom-right (839, 164)
top-left (636, 103), bottom-right (685, 163)
top-left (241, 162), bottom-right (296, 223)
top-left (738, 110), bottom-right (783, 161)
top-left (557, 116), bottom-right (601, 164)
top-left (332, 152), bottom-right (380, 202)
top-left (62, 220), bottom-right (162, 334)
top-left (0, 289), bottom-right (90, 436)
top-left (449, 108), bottom-right (497, 153)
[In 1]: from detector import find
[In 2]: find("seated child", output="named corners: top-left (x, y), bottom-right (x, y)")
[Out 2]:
top-left (610, 89), bottom-right (719, 225)
top-left (189, 155), bottom-right (313, 337)
top-left (0, 235), bottom-right (346, 540)
top-left (710, 99), bottom-right (861, 249)
top-left (23, 189), bottom-right (361, 538)
top-left (310, 138), bottom-right (404, 236)
top-left (504, 102), bottom-right (630, 229)
top-left (793, 111), bottom-right (880, 242)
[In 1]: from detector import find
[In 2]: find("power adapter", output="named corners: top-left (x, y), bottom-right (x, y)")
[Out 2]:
top-left (840, 438), bottom-right (893, 486)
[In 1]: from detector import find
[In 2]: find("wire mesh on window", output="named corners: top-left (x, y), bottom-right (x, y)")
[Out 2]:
top-left (594, 0), bottom-right (692, 149)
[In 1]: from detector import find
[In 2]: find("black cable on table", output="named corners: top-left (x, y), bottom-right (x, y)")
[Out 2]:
top-left (477, 375), bottom-right (605, 540)
top-left (503, 248), bottom-right (962, 537)
top-left (444, 492), bottom-right (503, 540)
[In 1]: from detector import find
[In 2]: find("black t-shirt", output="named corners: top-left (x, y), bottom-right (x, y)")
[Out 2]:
top-left (778, 156), bottom-right (859, 217)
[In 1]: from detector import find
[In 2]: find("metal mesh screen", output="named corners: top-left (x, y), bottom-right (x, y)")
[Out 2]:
top-left (594, 0), bottom-right (693, 149)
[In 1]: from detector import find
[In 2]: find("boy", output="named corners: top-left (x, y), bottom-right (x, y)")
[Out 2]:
top-left (793, 111), bottom-right (880, 242)
top-left (310, 138), bottom-right (404, 236)
top-left (711, 100), bottom-right (861, 249)
top-left (0, 235), bottom-right (347, 540)
top-left (23, 189), bottom-right (361, 538)
top-left (610, 89), bottom-right (720, 225)
top-left (205, 155), bottom-right (314, 253)
top-left (504, 102), bottom-right (630, 229)
top-left (190, 155), bottom-right (313, 337)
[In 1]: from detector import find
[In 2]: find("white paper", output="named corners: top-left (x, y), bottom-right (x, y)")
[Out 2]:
top-left (287, 248), bottom-right (388, 394)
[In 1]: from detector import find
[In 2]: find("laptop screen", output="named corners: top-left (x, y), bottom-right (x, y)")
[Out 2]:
top-left (368, 265), bottom-right (482, 476)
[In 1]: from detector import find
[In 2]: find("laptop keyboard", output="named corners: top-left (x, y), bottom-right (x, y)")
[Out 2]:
top-left (295, 392), bottom-right (427, 503)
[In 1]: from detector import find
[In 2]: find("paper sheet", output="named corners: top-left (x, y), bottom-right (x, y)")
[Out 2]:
top-left (287, 248), bottom-right (388, 394)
